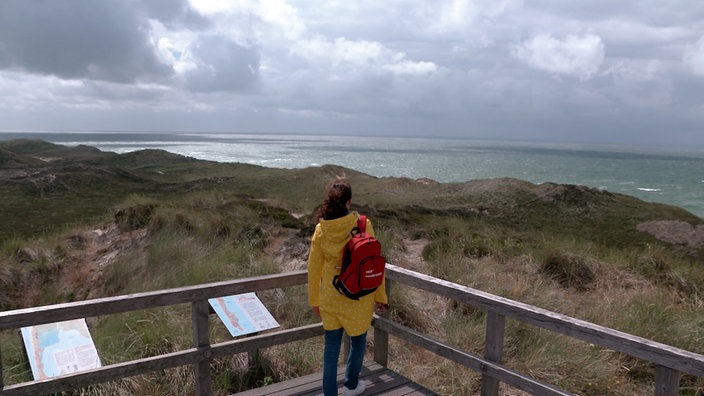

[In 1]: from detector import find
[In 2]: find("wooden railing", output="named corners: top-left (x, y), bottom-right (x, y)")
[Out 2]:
top-left (376, 265), bottom-right (704, 396)
top-left (0, 264), bottom-right (702, 395)
top-left (0, 270), bottom-right (314, 396)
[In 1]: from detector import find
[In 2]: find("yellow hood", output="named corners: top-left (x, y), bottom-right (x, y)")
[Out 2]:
top-left (316, 211), bottom-right (360, 258)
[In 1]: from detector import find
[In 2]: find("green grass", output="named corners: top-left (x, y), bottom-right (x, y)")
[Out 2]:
top-left (1, 140), bottom-right (703, 395)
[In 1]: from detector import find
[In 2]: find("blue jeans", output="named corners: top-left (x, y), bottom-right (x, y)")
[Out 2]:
top-left (323, 328), bottom-right (367, 396)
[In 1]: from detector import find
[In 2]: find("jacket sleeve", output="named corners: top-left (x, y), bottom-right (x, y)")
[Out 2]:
top-left (307, 224), bottom-right (324, 307)
top-left (366, 218), bottom-right (389, 305)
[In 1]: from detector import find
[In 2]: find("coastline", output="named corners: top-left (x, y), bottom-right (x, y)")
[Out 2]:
top-left (2, 132), bottom-right (703, 218)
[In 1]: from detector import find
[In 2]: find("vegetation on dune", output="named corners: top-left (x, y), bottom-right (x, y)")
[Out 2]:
top-left (0, 139), bottom-right (702, 395)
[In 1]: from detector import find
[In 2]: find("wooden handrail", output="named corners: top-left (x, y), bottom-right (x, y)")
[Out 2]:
top-left (0, 270), bottom-right (310, 396)
top-left (373, 264), bottom-right (704, 396)
top-left (1, 324), bottom-right (324, 396)
top-left (382, 265), bottom-right (704, 378)
top-left (373, 316), bottom-right (573, 396)
top-left (1, 264), bottom-right (702, 396)
top-left (0, 270), bottom-right (308, 330)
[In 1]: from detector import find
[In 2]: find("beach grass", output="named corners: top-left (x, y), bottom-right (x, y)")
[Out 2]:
top-left (1, 140), bottom-right (702, 394)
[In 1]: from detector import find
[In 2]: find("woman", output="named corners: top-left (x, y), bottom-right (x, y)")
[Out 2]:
top-left (307, 178), bottom-right (388, 396)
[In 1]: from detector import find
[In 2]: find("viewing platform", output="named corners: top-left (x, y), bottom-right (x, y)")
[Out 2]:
top-left (233, 361), bottom-right (438, 396)
top-left (1, 264), bottom-right (702, 395)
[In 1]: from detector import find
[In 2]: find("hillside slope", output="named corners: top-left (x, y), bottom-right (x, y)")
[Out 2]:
top-left (1, 139), bottom-right (701, 249)
top-left (1, 139), bottom-right (702, 395)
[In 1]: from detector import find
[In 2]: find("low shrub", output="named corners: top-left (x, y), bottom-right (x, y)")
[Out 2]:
top-left (540, 251), bottom-right (596, 291)
top-left (114, 204), bottom-right (155, 231)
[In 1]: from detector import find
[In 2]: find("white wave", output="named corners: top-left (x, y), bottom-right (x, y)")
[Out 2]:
top-left (637, 188), bottom-right (662, 192)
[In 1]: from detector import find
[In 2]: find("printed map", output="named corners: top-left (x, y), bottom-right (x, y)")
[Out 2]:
top-left (21, 318), bottom-right (101, 380)
top-left (209, 292), bottom-right (279, 337)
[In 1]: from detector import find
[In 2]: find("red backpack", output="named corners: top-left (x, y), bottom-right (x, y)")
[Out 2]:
top-left (333, 215), bottom-right (386, 300)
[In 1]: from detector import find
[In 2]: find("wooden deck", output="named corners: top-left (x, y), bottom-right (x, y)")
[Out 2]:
top-left (2, 266), bottom-right (702, 396)
top-left (232, 361), bottom-right (438, 396)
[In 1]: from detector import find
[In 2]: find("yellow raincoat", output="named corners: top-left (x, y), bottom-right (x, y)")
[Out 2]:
top-left (307, 211), bottom-right (388, 336)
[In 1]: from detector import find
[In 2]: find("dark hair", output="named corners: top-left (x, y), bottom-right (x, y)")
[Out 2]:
top-left (316, 179), bottom-right (352, 221)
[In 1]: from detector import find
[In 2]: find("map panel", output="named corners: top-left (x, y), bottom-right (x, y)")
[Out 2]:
top-left (208, 292), bottom-right (279, 337)
top-left (21, 318), bottom-right (101, 380)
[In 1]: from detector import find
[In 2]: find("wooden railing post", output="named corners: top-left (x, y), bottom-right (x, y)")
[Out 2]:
top-left (192, 300), bottom-right (212, 396)
top-left (481, 311), bottom-right (506, 396)
top-left (342, 334), bottom-right (351, 365)
top-left (654, 365), bottom-right (680, 396)
top-left (248, 348), bottom-right (261, 371)
top-left (373, 278), bottom-right (391, 367)
top-left (0, 340), bottom-right (4, 391)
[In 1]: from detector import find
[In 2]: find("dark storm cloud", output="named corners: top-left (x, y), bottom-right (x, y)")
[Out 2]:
top-left (0, 0), bottom-right (170, 83)
top-left (1, 1), bottom-right (704, 146)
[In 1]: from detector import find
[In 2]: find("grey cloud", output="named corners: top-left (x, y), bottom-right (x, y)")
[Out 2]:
top-left (142, 0), bottom-right (211, 30)
top-left (78, 81), bottom-right (170, 104)
top-left (512, 34), bottom-right (605, 80)
top-left (178, 36), bottom-right (260, 93)
top-left (532, 1), bottom-right (704, 25)
top-left (1, 1), bottom-right (704, 146)
top-left (683, 36), bottom-right (704, 76)
top-left (0, 0), bottom-right (170, 83)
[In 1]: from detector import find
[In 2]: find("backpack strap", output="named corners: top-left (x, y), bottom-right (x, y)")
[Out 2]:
top-left (358, 215), bottom-right (367, 233)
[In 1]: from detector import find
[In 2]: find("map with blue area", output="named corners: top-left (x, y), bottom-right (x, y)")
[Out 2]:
top-left (209, 292), bottom-right (279, 337)
top-left (21, 319), bottom-right (101, 380)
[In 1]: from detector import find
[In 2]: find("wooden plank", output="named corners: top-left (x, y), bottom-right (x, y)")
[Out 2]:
top-left (373, 317), bottom-right (390, 367)
top-left (380, 383), bottom-right (438, 396)
top-left (359, 366), bottom-right (413, 394)
top-left (192, 299), bottom-right (212, 396)
top-left (386, 264), bottom-right (704, 377)
top-left (373, 278), bottom-right (392, 367)
top-left (481, 312), bottom-right (506, 396)
top-left (0, 271), bottom-right (307, 330)
top-left (2, 348), bottom-right (202, 396)
top-left (232, 362), bottom-right (437, 396)
top-left (654, 365), bottom-right (681, 396)
top-left (3, 265), bottom-right (702, 396)
top-left (233, 362), bottom-right (350, 396)
top-left (209, 323), bottom-right (323, 360)
top-left (0, 341), bottom-right (4, 390)
top-left (2, 324), bottom-right (322, 396)
top-left (233, 369), bottom-right (321, 396)
top-left (342, 334), bottom-right (350, 366)
top-left (374, 316), bottom-right (575, 396)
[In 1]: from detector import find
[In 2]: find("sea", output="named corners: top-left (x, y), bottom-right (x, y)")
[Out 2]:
top-left (2, 131), bottom-right (703, 218)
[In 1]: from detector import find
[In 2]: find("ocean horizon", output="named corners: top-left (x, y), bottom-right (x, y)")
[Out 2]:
top-left (2, 131), bottom-right (703, 218)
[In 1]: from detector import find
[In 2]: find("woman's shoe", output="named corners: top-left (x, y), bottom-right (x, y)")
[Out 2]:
top-left (342, 380), bottom-right (366, 396)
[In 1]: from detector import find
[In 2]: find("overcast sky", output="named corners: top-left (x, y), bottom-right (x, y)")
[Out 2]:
top-left (1, 0), bottom-right (703, 147)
